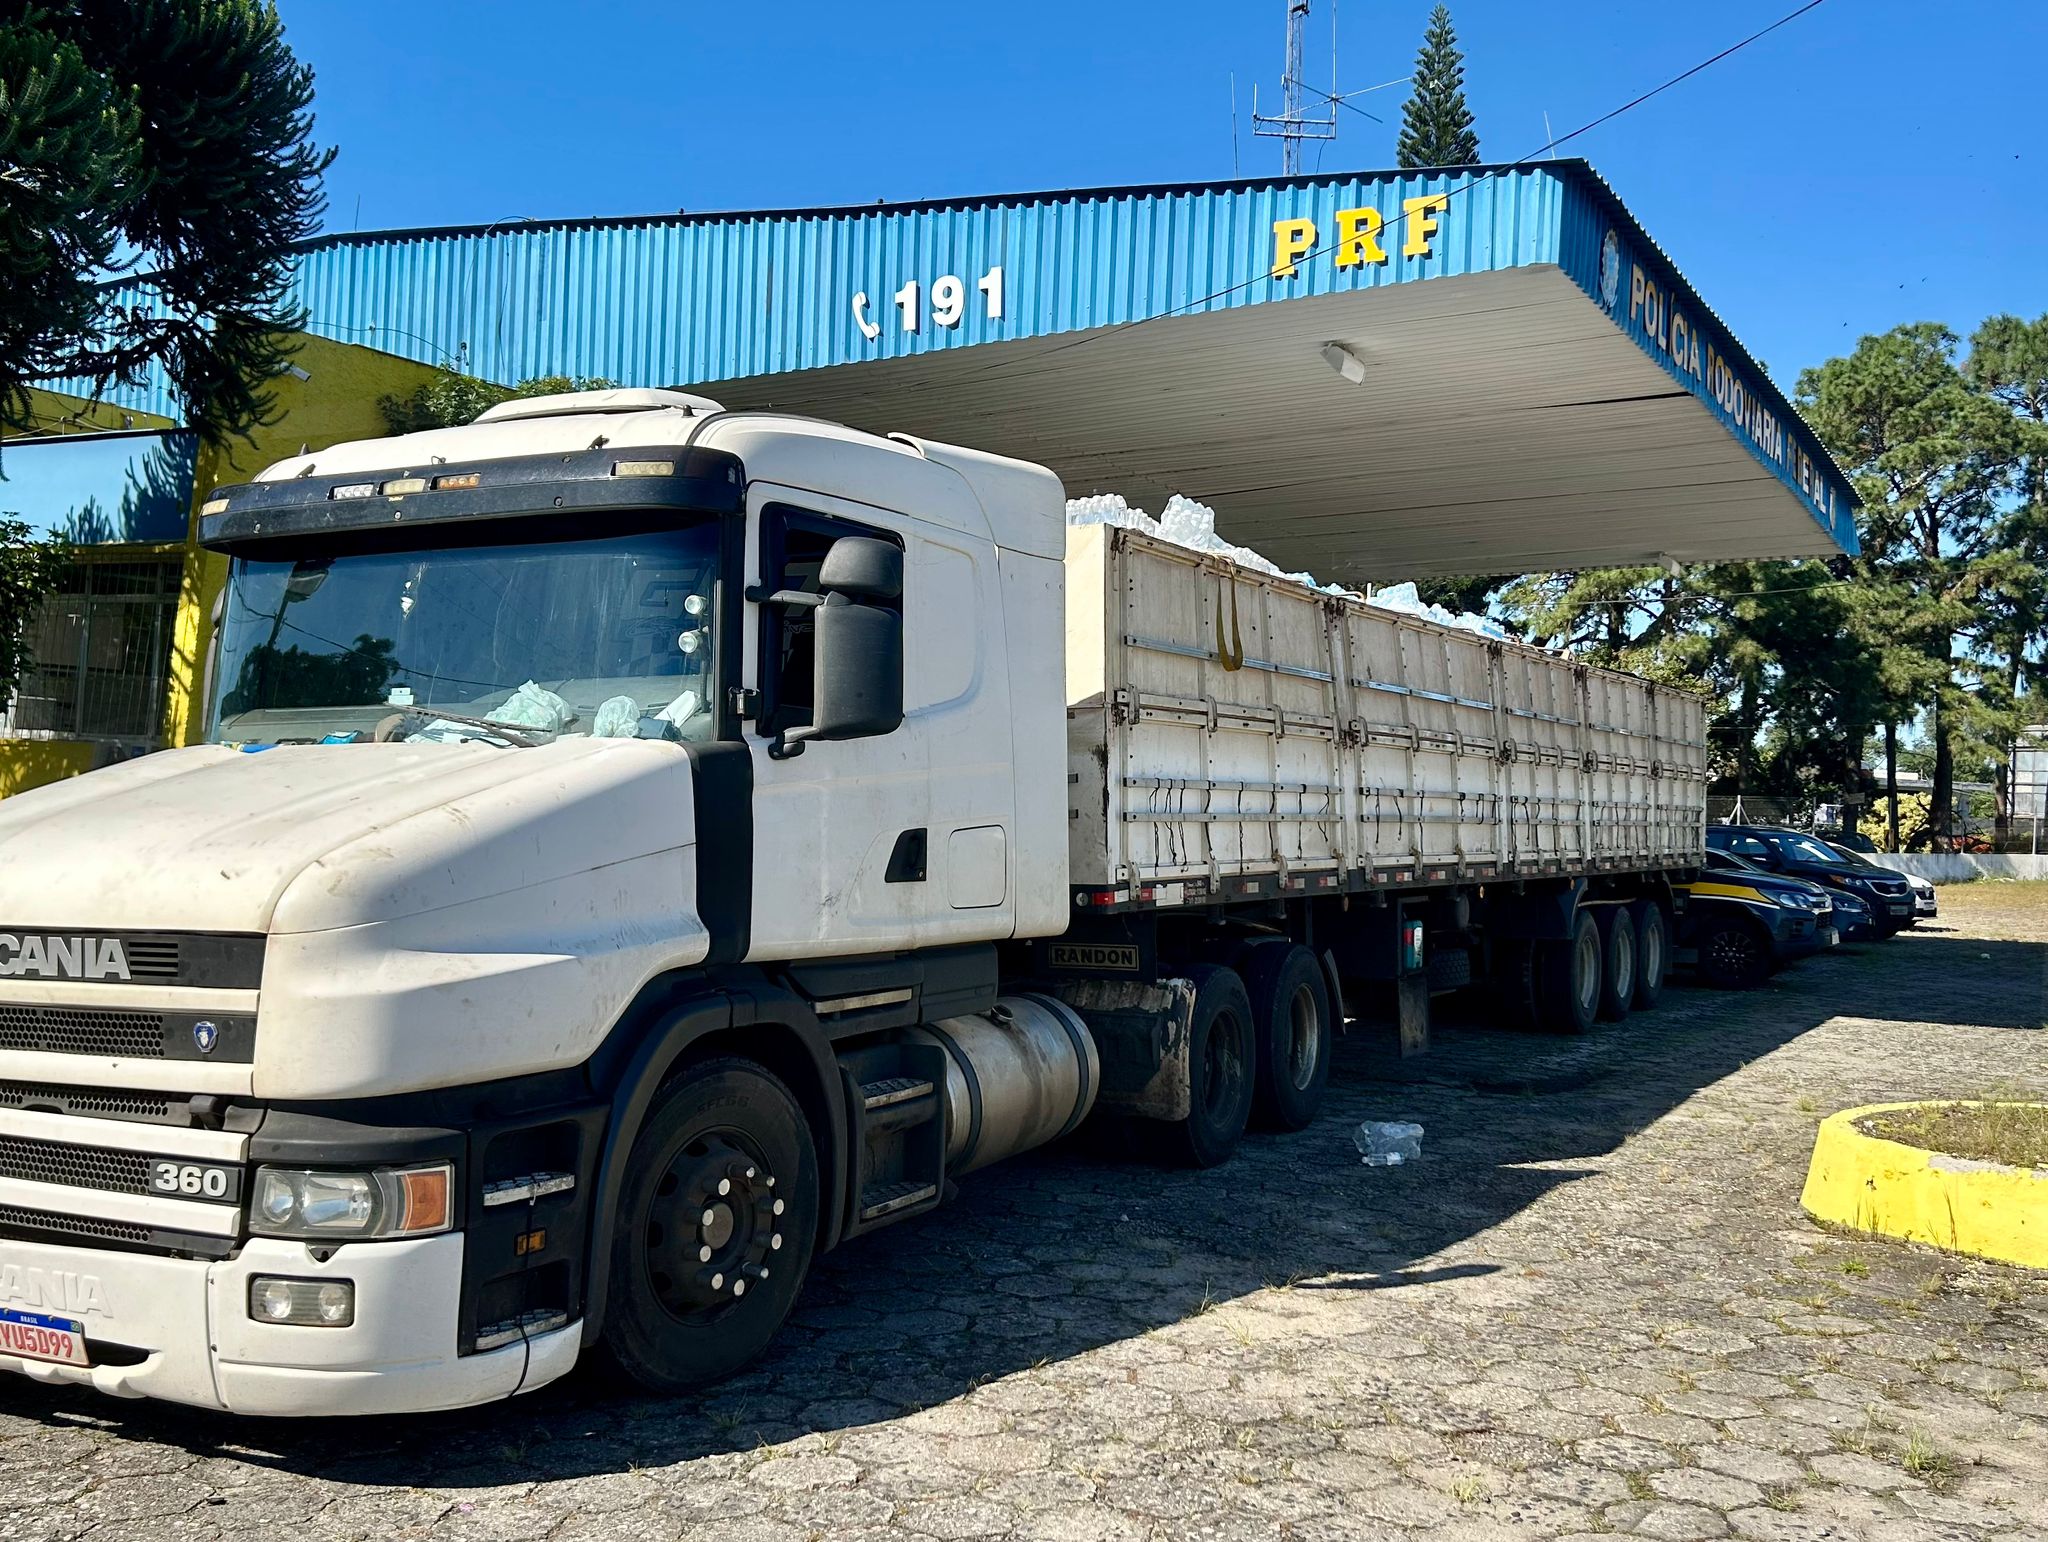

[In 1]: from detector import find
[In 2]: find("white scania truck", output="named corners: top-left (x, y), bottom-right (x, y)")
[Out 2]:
top-left (0, 390), bottom-right (1706, 1414)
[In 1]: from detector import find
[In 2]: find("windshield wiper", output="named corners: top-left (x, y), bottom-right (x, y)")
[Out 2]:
top-left (380, 708), bottom-right (546, 748)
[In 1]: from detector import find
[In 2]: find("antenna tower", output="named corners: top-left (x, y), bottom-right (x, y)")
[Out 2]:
top-left (1252, 0), bottom-right (1337, 175)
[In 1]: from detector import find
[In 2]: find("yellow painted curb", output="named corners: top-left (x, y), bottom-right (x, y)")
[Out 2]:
top-left (1801, 1102), bottom-right (2048, 1269)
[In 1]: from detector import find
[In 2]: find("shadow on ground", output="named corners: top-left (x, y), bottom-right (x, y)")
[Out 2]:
top-left (3, 929), bottom-right (2040, 1485)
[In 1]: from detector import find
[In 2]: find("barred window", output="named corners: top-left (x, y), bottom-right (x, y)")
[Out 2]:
top-left (1, 560), bottom-right (184, 744)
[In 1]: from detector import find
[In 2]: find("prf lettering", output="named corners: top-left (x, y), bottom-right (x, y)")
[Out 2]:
top-left (1270, 195), bottom-right (1449, 278)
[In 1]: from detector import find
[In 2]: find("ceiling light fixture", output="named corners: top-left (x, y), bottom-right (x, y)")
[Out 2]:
top-left (1321, 342), bottom-right (1368, 385)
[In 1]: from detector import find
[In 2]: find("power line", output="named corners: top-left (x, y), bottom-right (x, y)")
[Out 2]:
top-left (1525, 0), bottom-right (1827, 161)
top-left (963, 0), bottom-right (1829, 384)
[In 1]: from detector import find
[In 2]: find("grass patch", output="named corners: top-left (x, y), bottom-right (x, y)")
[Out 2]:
top-left (1625, 1471), bottom-right (1656, 1502)
top-left (1862, 1100), bottom-right (2048, 1170)
top-left (1902, 1430), bottom-right (1959, 1494)
top-left (1762, 1486), bottom-right (1800, 1512)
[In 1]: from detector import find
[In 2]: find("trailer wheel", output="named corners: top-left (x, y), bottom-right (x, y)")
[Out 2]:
top-left (1696, 916), bottom-right (1771, 990)
top-left (1240, 942), bottom-right (1332, 1132)
top-left (1535, 910), bottom-right (1603, 1035)
top-left (1631, 900), bottom-right (1669, 1010)
top-left (1594, 905), bottom-right (1636, 1022)
top-left (1152, 963), bottom-right (1255, 1168)
top-left (601, 1056), bottom-right (819, 1393)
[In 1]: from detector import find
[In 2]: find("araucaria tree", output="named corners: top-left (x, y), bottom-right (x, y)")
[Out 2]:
top-left (1396, 5), bottom-right (1480, 170)
top-left (0, 1), bottom-right (332, 444)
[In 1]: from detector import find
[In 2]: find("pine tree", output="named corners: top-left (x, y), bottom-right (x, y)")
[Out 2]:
top-left (1396, 5), bottom-right (1480, 170)
top-left (0, 2), bottom-right (333, 446)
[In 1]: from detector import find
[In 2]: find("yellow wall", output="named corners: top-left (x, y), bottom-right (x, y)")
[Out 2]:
top-left (2, 339), bottom-right (451, 795)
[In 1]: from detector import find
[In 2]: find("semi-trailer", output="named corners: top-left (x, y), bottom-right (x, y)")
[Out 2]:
top-left (0, 389), bottom-right (1705, 1413)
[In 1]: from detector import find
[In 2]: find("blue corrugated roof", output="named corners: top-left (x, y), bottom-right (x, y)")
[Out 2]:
top-left (55, 159), bottom-right (1855, 551)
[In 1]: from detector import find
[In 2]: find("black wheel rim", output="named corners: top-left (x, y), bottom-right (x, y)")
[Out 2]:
top-left (1203, 1009), bottom-right (1247, 1122)
top-left (1708, 927), bottom-right (1761, 977)
top-left (641, 1128), bottom-right (786, 1324)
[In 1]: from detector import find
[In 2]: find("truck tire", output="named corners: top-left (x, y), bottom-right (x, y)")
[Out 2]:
top-left (1151, 963), bottom-right (1255, 1168)
top-left (1535, 910), bottom-right (1602, 1035)
top-left (601, 1056), bottom-right (819, 1394)
top-left (1240, 942), bottom-right (1332, 1132)
top-left (1631, 899), bottom-right (1669, 1010)
top-left (1695, 915), bottom-right (1772, 990)
top-left (1594, 905), bottom-right (1636, 1022)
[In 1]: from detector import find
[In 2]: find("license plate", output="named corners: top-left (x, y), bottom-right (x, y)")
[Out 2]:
top-left (1887, 902), bottom-right (1910, 915)
top-left (0, 1308), bottom-right (87, 1366)
top-left (1821, 927), bottom-right (1839, 947)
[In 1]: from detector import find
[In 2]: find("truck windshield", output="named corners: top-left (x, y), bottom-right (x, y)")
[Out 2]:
top-left (210, 526), bottom-right (722, 747)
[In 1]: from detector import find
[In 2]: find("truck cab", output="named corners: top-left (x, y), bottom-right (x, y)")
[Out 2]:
top-left (0, 391), bottom-right (1087, 1413)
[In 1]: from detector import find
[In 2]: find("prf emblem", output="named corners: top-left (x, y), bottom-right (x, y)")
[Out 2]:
top-left (1271, 196), bottom-right (1450, 278)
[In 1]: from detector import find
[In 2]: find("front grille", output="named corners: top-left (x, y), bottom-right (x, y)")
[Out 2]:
top-left (0, 1202), bottom-right (149, 1245)
top-left (122, 939), bottom-right (180, 982)
top-left (0, 1133), bottom-right (150, 1196)
top-left (0, 1005), bottom-right (162, 1058)
top-left (0, 1081), bottom-right (176, 1121)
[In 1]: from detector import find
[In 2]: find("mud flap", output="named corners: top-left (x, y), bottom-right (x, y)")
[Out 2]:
top-left (1047, 976), bottom-right (1198, 1122)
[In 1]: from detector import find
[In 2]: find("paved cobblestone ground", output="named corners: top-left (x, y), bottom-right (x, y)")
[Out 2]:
top-left (3, 887), bottom-right (2044, 1542)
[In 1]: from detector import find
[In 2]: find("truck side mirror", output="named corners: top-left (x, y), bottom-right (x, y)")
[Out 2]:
top-left (817, 536), bottom-right (901, 601)
top-left (768, 536), bottom-right (904, 759)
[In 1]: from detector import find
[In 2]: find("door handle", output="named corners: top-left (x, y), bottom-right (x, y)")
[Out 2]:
top-left (885, 828), bottom-right (928, 883)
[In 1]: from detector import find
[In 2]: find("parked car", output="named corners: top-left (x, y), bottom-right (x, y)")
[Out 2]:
top-left (1705, 825), bottom-right (1917, 936)
top-left (1700, 850), bottom-right (1845, 952)
top-left (1831, 829), bottom-right (1881, 855)
top-left (1821, 883), bottom-right (1879, 940)
top-left (1675, 849), bottom-right (1835, 987)
top-left (1824, 840), bottom-right (1936, 924)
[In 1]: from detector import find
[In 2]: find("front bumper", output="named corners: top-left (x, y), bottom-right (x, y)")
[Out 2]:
top-left (1764, 906), bottom-right (1822, 959)
top-left (0, 1232), bottom-right (579, 1415)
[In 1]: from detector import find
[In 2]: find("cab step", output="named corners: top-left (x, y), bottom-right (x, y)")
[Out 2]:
top-left (861, 1076), bottom-right (934, 1111)
top-left (837, 1043), bottom-right (948, 1239)
top-left (859, 1179), bottom-right (940, 1222)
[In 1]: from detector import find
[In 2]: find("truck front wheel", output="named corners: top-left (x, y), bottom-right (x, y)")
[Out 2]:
top-left (1240, 942), bottom-right (1332, 1132)
top-left (1152, 963), bottom-right (1255, 1168)
top-left (602, 1056), bottom-right (819, 1393)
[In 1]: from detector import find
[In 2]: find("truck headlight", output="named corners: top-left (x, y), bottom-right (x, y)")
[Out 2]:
top-left (251, 1164), bottom-right (453, 1239)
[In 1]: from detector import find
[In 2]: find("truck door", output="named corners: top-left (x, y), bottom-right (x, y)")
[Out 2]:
top-left (741, 491), bottom-right (1015, 960)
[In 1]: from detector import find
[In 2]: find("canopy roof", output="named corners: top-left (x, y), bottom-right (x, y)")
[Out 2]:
top-left (83, 160), bottom-right (1857, 578)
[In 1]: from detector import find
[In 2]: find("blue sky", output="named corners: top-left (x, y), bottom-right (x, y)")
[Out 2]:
top-left (283, 0), bottom-right (2041, 391)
